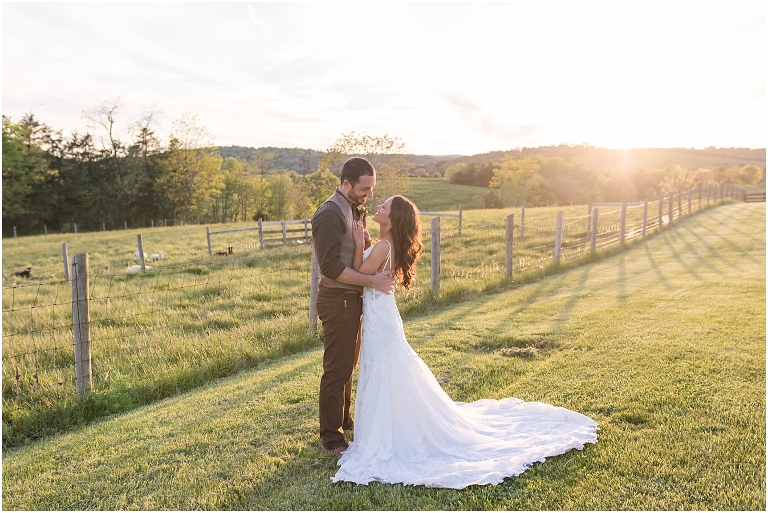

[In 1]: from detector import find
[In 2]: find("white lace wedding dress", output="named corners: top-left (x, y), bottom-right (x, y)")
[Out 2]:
top-left (332, 244), bottom-right (598, 489)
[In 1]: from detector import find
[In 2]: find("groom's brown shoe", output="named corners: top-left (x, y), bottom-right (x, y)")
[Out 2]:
top-left (320, 444), bottom-right (348, 457)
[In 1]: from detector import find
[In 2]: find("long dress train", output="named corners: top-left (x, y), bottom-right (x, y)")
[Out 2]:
top-left (332, 245), bottom-right (598, 489)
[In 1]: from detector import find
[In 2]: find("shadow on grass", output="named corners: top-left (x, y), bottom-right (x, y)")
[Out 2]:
top-left (228, 426), bottom-right (599, 511)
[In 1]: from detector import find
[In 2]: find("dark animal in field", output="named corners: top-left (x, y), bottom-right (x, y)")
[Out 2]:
top-left (216, 246), bottom-right (234, 256)
top-left (12, 267), bottom-right (32, 278)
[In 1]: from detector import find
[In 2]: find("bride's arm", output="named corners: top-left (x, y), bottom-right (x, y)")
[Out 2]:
top-left (357, 241), bottom-right (389, 275)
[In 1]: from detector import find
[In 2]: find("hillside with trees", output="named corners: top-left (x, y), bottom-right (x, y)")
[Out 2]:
top-left (3, 107), bottom-right (765, 236)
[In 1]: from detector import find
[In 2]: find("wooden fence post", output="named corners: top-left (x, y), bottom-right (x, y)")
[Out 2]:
top-left (71, 253), bottom-right (92, 399)
top-left (44, 224), bottom-right (48, 235)
top-left (519, 202), bottom-right (525, 240)
top-left (687, 187), bottom-right (692, 215)
top-left (282, 222), bottom-right (287, 246)
top-left (124, 221), bottom-right (128, 230)
top-left (431, 217), bottom-right (440, 294)
top-left (62, 242), bottom-right (69, 281)
top-left (74, 223), bottom-right (78, 234)
top-left (658, 197), bottom-right (663, 228)
top-left (13, 226), bottom-right (17, 238)
top-left (137, 234), bottom-right (146, 272)
top-left (206, 227), bottom-right (212, 256)
top-left (620, 202), bottom-right (627, 246)
top-left (309, 243), bottom-right (319, 333)
top-left (668, 194), bottom-right (674, 222)
top-left (304, 216), bottom-right (309, 243)
top-left (458, 205), bottom-right (463, 237)
top-left (642, 198), bottom-right (648, 237)
top-left (258, 218), bottom-right (264, 250)
top-left (505, 214), bottom-right (514, 278)
top-left (554, 211), bottom-right (563, 264)
top-left (677, 191), bottom-right (682, 219)
top-left (591, 208), bottom-right (599, 253)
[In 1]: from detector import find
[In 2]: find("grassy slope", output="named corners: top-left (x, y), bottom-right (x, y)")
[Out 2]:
top-left (405, 178), bottom-right (488, 212)
top-left (2, 203), bottom-right (765, 510)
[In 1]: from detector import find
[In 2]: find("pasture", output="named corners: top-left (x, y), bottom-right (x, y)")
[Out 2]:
top-left (0, 193), bottom-right (734, 448)
top-left (403, 177), bottom-right (488, 211)
top-left (2, 202), bottom-right (764, 510)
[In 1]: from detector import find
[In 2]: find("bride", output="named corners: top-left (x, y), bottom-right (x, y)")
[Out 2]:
top-left (331, 195), bottom-right (598, 489)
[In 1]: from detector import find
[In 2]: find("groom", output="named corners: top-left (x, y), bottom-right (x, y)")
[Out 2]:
top-left (312, 157), bottom-right (395, 457)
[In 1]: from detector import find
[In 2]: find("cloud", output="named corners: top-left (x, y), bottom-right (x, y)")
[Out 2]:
top-left (439, 93), bottom-right (543, 145)
top-left (246, 3), bottom-right (272, 38)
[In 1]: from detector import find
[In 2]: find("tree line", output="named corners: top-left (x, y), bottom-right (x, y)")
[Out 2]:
top-left (2, 103), bottom-right (409, 236)
top-left (443, 154), bottom-right (765, 208)
top-left (4, 100), bottom-right (764, 235)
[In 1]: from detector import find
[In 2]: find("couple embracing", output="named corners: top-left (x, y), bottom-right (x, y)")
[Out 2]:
top-left (311, 157), bottom-right (597, 489)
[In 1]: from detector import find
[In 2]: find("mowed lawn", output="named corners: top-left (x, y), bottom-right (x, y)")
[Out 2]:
top-left (2, 203), bottom-right (765, 510)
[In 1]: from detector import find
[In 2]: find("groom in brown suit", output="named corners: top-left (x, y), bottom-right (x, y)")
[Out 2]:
top-left (312, 157), bottom-right (395, 456)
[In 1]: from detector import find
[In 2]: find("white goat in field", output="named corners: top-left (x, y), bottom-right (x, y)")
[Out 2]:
top-left (134, 251), bottom-right (148, 260)
top-left (149, 250), bottom-right (165, 261)
top-left (126, 265), bottom-right (151, 273)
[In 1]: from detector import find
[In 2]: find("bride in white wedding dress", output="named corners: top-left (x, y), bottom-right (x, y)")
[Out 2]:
top-left (332, 196), bottom-right (598, 489)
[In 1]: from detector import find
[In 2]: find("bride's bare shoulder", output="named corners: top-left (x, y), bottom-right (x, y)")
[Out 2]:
top-left (368, 239), bottom-right (390, 259)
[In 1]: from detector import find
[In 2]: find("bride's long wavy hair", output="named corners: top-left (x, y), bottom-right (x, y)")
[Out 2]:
top-left (389, 196), bottom-right (423, 290)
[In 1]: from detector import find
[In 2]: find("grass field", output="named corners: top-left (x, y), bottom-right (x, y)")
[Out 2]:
top-left (403, 177), bottom-right (488, 212)
top-left (2, 202), bottom-right (764, 510)
top-left (0, 193), bottom-right (729, 448)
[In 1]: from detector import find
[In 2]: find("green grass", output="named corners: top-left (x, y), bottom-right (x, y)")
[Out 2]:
top-left (1, 195), bottom-right (730, 448)
top-left (404, 177), bottom-right (488, 211)
top-left (2, 202), bottom-right (764, 510)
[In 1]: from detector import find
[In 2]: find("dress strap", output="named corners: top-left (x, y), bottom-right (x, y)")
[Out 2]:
top-left (382, 239), bottom-right (392, 271)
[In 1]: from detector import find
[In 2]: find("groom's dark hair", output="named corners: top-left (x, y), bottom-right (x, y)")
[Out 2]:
top-left (340, 157), bottom-right (375, 186)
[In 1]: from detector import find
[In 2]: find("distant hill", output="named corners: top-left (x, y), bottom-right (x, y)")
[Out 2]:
top-left (432, 146), bottom-right (765, 175)
top-left (217, 145), bottom-right (765, 177)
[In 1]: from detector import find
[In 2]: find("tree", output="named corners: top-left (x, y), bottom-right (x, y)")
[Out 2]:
top-left (318, 132), bottom-right (411, 204)
top-left (82, 98), bottom-right (138, 225)
top-left (127, 107), bottom-right (165, 224)
top-left (2, 115), bottom-right (59, 235)
top-left (267, 172), bottom-right (296, 220)
top-left (657, 164), bottom-right (699, 195)
top-left (160, 113), bottom-right (223, 222)
top-left (444, 162), bottom-right (469, 184)
top-left (297, 169), bottom-right (338, 217)
top-left (738, 164), bottom-right (764, 185)
top-left (489, 155), bottom-right (545, 206)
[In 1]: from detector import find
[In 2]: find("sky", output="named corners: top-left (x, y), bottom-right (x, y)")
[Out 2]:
top-left (2, 2), bottom-right (765, 156)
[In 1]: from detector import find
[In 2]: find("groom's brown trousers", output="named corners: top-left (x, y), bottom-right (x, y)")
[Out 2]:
top-left (316, 289), bottom-right (362, 451)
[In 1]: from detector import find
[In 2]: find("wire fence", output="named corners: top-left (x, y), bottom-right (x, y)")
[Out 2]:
top-left (2, 184), bottom-right (739, 447)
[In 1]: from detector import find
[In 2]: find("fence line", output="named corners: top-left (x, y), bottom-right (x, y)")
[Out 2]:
top-left (2, 184), bottom-right (739, 444)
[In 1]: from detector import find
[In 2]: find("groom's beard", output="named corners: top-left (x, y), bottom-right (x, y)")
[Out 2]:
top-left (347, 189), bottom-right (368, 208)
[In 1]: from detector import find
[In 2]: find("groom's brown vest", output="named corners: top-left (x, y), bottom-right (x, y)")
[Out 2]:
top-left (316, 189), bottom-right (363, 293)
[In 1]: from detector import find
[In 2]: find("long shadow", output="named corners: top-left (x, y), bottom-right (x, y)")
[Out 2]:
top-left (617, 254), bottom-right (627, 306)
top-left (697, 206), bottom-right (761, 242)
top-left (551, 264), bottom-right (594, 331)
top-left (410, 272), bottom-right (571, 344)
top-left (658, 231), bottom-right (704, 282)
top-left (674, 221), bottom-right (740, 270)
top-left (642, 242), bottom-right (671, 289)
